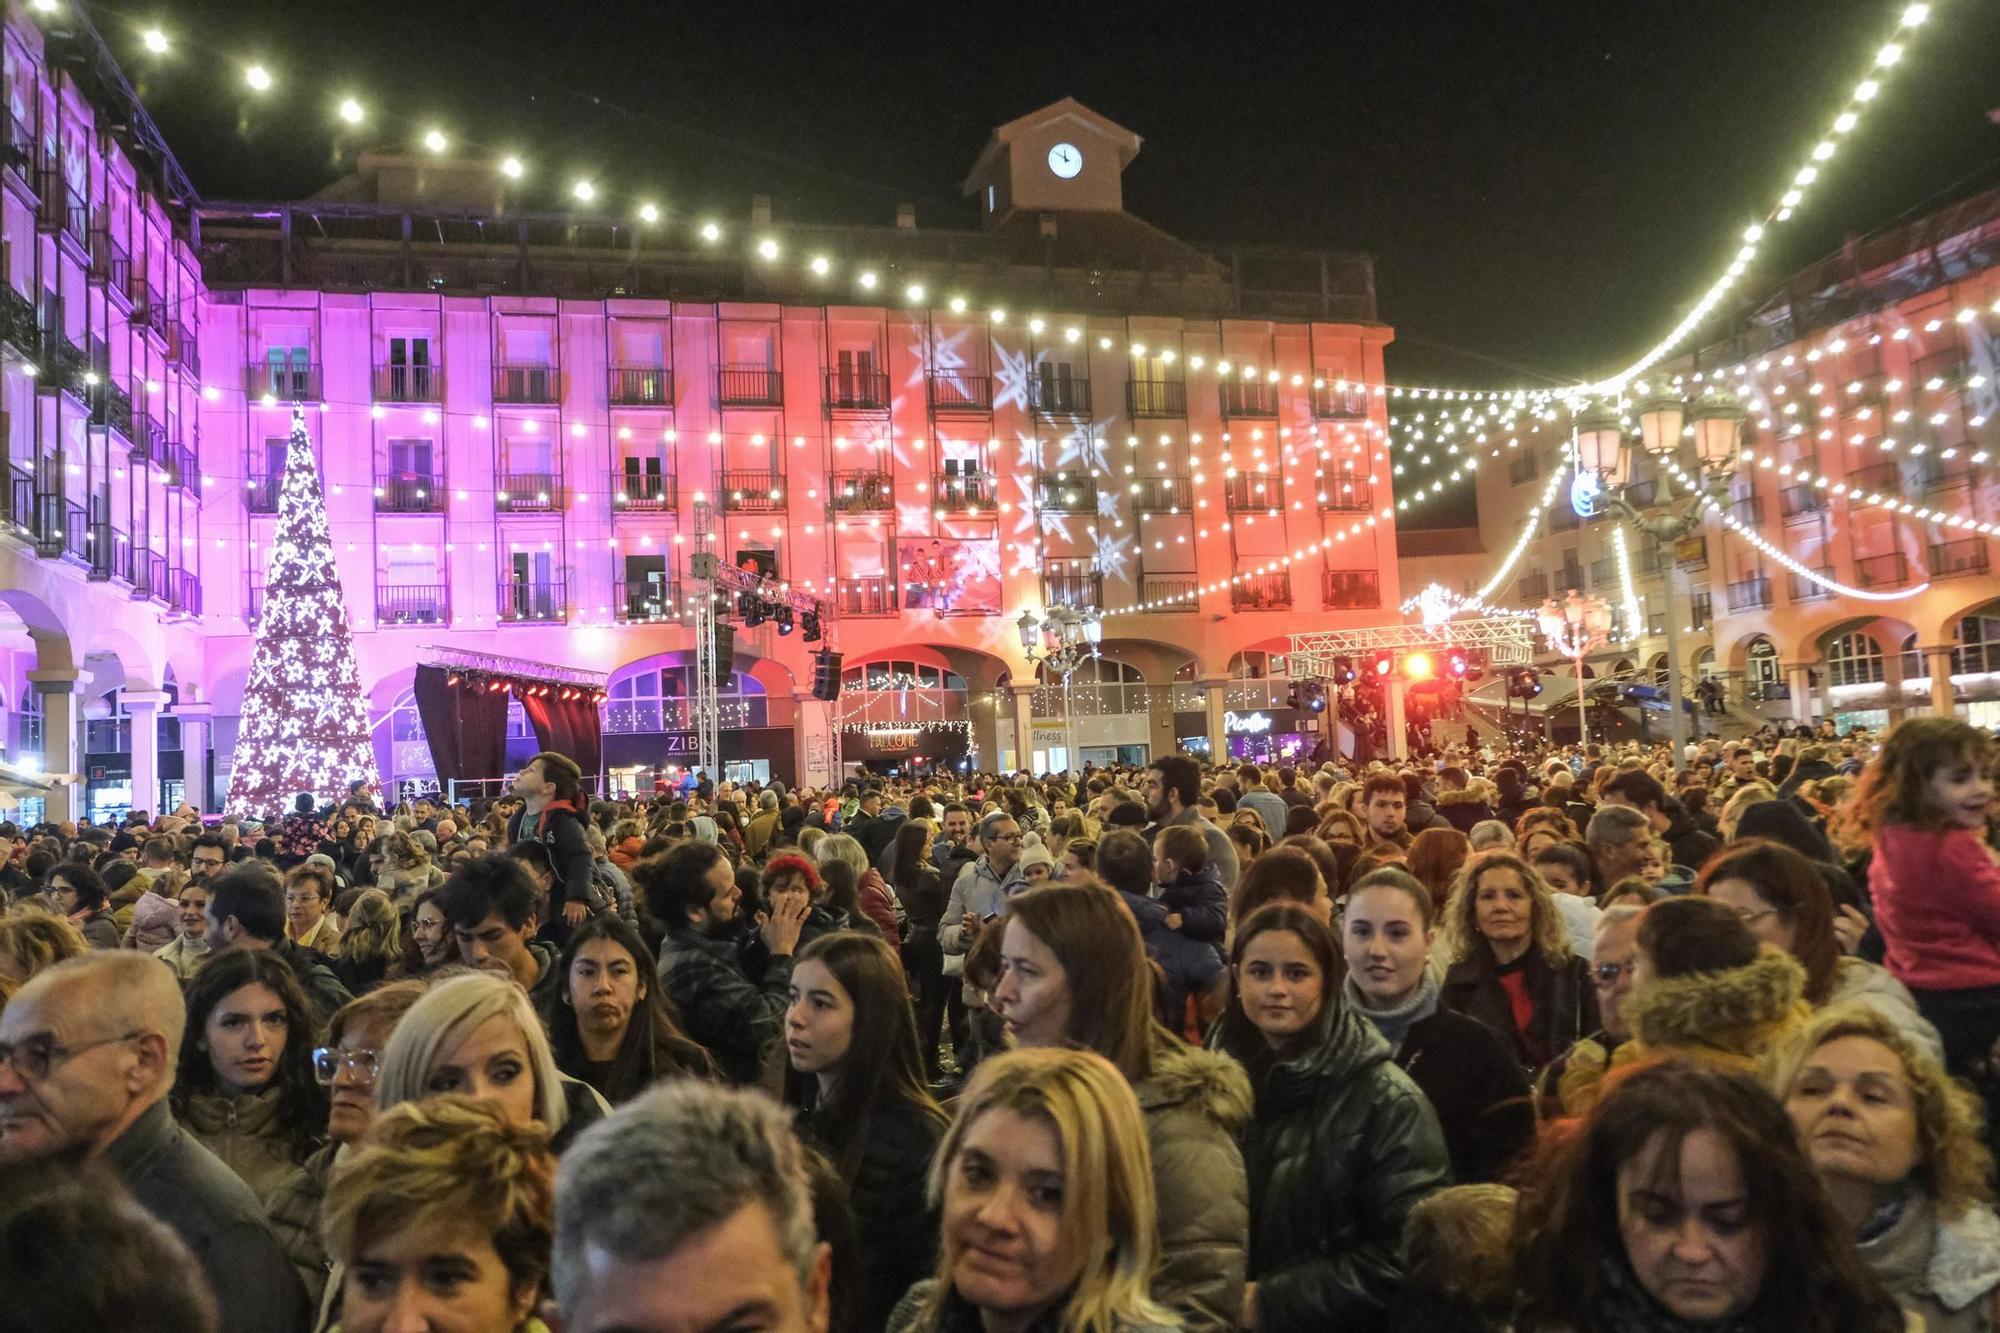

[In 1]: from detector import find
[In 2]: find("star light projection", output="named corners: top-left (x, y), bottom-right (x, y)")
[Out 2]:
top-left (224, 407), bottom-right (381, 817)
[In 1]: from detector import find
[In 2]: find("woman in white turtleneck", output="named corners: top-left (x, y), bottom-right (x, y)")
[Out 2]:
top-left (1340, 866), bottom-right (1535, 1183)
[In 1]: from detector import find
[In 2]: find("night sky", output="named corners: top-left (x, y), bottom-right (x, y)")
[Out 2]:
top-left (101, 0), bottom-right (2000, 518)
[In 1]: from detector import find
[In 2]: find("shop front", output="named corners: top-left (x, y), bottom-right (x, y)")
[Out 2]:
top-left (1174, 706), bottom-right (1329, 766)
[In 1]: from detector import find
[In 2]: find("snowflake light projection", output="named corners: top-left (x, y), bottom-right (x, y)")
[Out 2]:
top-left (224, 407), bottom-right (382, 817)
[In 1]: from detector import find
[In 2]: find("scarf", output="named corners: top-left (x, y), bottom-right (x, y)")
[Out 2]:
top-left (1596, 1252), bottom-right (1758, 1333)
top-left (1344, 969), bottom-right (1439, 1057)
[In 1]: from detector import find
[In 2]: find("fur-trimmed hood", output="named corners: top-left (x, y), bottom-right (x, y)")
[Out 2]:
top-left (1137, 1039), bottom-right (1253, 1134)
top-left (1435, 789), bottom-right (1492, 809)
top-left (1627, 947), bottom-right (1809, 1062)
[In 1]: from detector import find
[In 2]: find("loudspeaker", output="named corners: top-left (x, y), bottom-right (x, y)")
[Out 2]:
top-left (712, 622), bottom-right (736, 671)
top-left (811, 651), bottom-right (844, 701)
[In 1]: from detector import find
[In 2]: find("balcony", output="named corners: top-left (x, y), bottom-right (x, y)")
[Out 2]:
top-left (1139, 569), bottom-right (1198, 607)
top-left (828, 470), bottom-right (895, 513)
top-left (1312, 383), bottom-right (1369, 420)
top-left (376, 584), bottom-right (449, 626)
top-left (35, 170), bottom-right (86, 243)
top-left (608, 366), bottom-right (673, 407)
top-left (1846, 460), bottom-right (1899, 494)
top-left (1730, 495), bottom-right (1765, 526)
top-left (1854, 551), bottom-right (1911, 588)
top-left (1558, 564), bottom-right (1585, 594)
top-left (0, 115), bottom-right (30, 177)
top-left (166, 320), bottom-right (198, 374)
top-left (1787, 568), bottom-right (1835, 603)
top-left (614, 580), bottom-right (684, 623)
top-left (933, 470), bottom-right (996, 513)
top-left (1780, 482), bottom-right (1826, 519)
top-left (927, 373), bottom-right (993, 413)
top-left (375, 472), bottom-right (445, 513)
top-left (1231, 571), bottom-right (1293, 611)
top-left (1127, 380), bottom-right (1187, 418)
top-left (1518, 572), bottom-right (1549, 601)
top-left (1913, 349), bottom-right (1968, 394)
top-left (1318, 474), bottom-right (1374, 513)
top-left (373, 364), bottom-right (442, 403)
top-left (612, 469), bottom-right (676, 511)
top-left (245, 578), bottom-right (264, 625)
top-left (1031, 370), bottom-right (1091, 416)
top-left (836, 577), bottom-right (897, 617)
top-left (131, 551), bottom-right (171, 602)
top-left (247, 363), bottom-right (323, 403)
top-left (245, 467), bottom-right (280, 515)
top-left (1036, 473), bottom-right (1097, 513)
top-left (1588, 556), bottom-right (1615, 588)
top-left (496, 472), bottom-right (561, 509)
top-left (129, 280), bottom-right (168, 338)
top-left (717, 364), bottom-right (782, 407)
top-left (1324, 569), bottom-right (1382, 609)
top-left (1725, 574), bottom-right (1773, 612)
top-left (88, 227), bottom-right (130, 293)
top-left (1131, 475), bottom-right (1193, 513)
top-left (824, 369), bottom-right (891, 412)
top-left (1922, 457), bottom-right (1973, 490)
top-left (721, 469), bottom-right (785, 511)
top-left (1041, 563), bottom-right (1103, 611)
top-left (498, 580), bottom-right (566, 623)
top-left (88, 380), bottom-right (134, 441)
top-left (493, 363), bottom-right (558, 404)
top-left (164, 442), bottom-right (199, 495)
top-left (1224, 473), bottom-right (1284, 512)
top-left (1219, 380), bottom-right (1279, 419)
top-left (1928, 539), bottom-right (1989, 579)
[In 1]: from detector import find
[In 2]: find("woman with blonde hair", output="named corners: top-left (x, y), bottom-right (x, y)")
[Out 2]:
top-left (1717, 780), bottom-right (1780, 841)
top-left (375, 970), bottom-right (607, 1155)
top-left (1314, 805), bottom-right (1363, 850)
top-left (889, 1046), bottom-right (1178, 1333)
top-left (322, 1094), bottom-right (556, 1333)
top-left (1439, 849), bottom-right (1598, 1075)
top-left (330, 887), bottom-right (401, 995)
top-left (0, 906), bottom-right (88, 986)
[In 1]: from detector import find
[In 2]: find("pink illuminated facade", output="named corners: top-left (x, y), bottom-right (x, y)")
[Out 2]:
top-left (0, 26), bottom-right (1400, 816)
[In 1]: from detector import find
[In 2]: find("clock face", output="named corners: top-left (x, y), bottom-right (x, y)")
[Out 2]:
top-left (1047, 142), bottom-right (1083, 179)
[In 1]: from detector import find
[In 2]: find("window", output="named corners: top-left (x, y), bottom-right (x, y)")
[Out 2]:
top-left (1953, 615), bottom-right (2000, 676)
top-left (603, 667), bottom-right (768, 733)
top-left (264, 344), bottom-right (312, 396)
top-left (1825, 632), bottom-right (1885, 687)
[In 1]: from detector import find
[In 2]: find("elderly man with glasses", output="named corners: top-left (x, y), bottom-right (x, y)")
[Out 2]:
top-left (0, 951), bottom-right (308, 1332)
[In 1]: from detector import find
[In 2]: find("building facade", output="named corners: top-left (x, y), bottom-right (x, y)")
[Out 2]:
top-left (1403, 187), bottom-right (2000, 738)
top-left (0, 9), bottom-right (1400, 819)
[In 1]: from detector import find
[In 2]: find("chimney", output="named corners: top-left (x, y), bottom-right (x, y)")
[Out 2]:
top-left (751, 194), bottom-right (772, 229)
top-left (1038, 213), bottom-right (1059, 240)
top-left (895, 202), bottom-right (917, 230)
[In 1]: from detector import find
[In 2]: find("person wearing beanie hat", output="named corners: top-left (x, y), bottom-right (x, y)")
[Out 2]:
top-left (1015, 840), bottom-right (1056, 886)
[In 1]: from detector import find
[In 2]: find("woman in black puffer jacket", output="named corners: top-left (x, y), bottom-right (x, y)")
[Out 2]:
top-left (1212, 902), bottom-right (1450, 1331)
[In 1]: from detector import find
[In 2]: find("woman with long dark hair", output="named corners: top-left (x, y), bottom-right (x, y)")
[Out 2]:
top-left (545, 914), bottom-right (715, 1104)
top-left (46, 862), bottom-right (119, 950)
top-left (1513, 1059), bottom-right (1905, 1332)
top-left (785, 931), bottom-right (949, 1331)
top-left (172, 948), bottom-right (329, 1201)
top-left (889, 819), bottom-right (948, 1080)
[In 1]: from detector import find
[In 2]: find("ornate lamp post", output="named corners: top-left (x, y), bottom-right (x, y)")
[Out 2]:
top-left (1017, 605), bottom-right (1102, 775)
top-left (1538, 590), bottom-right (1615, 748)
top-left (1572, 388), bottom-right (1746, 762)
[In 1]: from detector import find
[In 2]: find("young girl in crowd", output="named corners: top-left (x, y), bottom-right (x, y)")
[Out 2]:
top-left (784, 931), bottom-right (948, 1332)
top-left (546, 914), bottom-right (715, 1105)
top-left (172, 947), bottom-right (329, 1201)
top-left (1841, 717), bottom-right (2000, 1101)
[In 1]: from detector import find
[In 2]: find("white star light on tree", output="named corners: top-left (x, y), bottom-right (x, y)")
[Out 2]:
top-left (224, 406), bottom-right (382, 817)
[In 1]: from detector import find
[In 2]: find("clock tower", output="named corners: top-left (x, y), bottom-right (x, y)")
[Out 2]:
top-left (961, 97), bottom-right (1142, 226)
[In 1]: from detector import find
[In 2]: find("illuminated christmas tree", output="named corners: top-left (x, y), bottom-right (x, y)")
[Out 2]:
top-left (224, 407), bottom-right (381, 817)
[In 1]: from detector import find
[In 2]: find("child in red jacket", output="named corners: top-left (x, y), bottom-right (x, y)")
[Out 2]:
top-left (1843, 717), bottom-right (2000, 1093)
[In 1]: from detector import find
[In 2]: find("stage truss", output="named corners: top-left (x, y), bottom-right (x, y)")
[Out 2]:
top-left (1286, 617), bottom-right (1538, 678)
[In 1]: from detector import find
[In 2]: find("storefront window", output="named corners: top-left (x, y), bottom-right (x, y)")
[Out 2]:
top-left (1825, 632), bottom-right (1884, 687)
top-left (604, 668), bottom-right (767, 733)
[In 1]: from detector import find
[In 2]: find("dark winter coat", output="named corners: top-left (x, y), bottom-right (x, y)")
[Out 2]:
top-left (1160, 865), bottom-right (1228, 943)
top-left (1662, 800), bottom-right (1721, 873)
top-left (1396, 1008), bottom-right (1536, 1184)
top-left (1434, 790), bottom-right (1496, 835)
top-left (1215, 1000), bottom-right (1452, 1330)
top-left (1441, 941), bottom-right (1599, 1075)
top-left (1135, 1041), bottom-right (1253, 1331)
top-left (272, 939), bottom-right (355, 1027)
top-left (809, 1098), bottom-right (946, 1333)
top-left (103, 1100), bottom-right (310, 1333)
top-left (888, 1281), bottom-right (1175, 1333)
top-left (508, 801), bottom-right (597, 914)
top-left (658, 924), bottom-right (793, 1085)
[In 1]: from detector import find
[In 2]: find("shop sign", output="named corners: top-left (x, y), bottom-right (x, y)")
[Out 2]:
top-left (1224, 711), bottom-right (1273, 735)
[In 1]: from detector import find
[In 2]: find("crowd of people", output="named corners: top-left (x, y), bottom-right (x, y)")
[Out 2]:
top-left (0, 720), bottom-right (1997, 1331)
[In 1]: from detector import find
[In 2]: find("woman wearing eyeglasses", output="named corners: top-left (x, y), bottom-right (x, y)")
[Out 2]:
top-left (170, 948), bottom-right (328, 1202)
top-left (265, 979), bottom-right (428, 1316)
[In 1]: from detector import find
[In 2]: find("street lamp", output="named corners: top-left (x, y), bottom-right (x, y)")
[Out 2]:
top-left (1017, 606), bottom-right (1102, 776)
top-left (1538, 590), bottom-right (1615, 748)
top-left (1572, 387), bottom-right (1746, 762)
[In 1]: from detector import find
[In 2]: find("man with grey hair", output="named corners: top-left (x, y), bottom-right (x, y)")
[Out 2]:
top-left (554, 1080), bottom-right (831, 1333)
top-left (747, 787), bottom-right (783, 858)
top-left (1467, 818), bottom-right (1514, 852)
top-left (938, 809), bottom-right (1026, 957)
top-left (1585, 803), bottom-right (1654, 888)
top-left (0, 952), bottom-right (307, 1332)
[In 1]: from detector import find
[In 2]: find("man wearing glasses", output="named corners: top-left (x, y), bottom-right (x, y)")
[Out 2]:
top-left (0, 951), bottom-right (308, 1332)
top-left (1539, 905), bottom-right (1647, 1116)
top-left (938, 811), bottom-right (1027, 957)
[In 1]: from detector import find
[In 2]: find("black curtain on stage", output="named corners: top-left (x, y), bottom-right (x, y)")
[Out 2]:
top-left (519, 690), bottom-right (604, 783)
top-left (413, 665), bottom-right (509, 783)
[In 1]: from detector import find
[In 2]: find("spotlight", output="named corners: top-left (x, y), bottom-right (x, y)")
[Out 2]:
top-left (801, 609), bottom-right (824, 644)
top-left (743, 598), bottom-right (769, 629)
top-left (1446, 651), bottom-right (1469, 680)
top-left (1402, 651), bottom-right (1434, 682)
top-left (776, 605), bottom-right (795, 636)
top-left (445, 671), bottom-right (462, 687)
top-left (1331, 656), bottom-right (1356, 686)
top-left (1370, 651), bottom-right (1395, 679)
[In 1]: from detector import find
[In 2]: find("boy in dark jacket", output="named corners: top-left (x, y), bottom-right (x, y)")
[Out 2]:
top-left (1129, 825), bottom-right (1229, 1032)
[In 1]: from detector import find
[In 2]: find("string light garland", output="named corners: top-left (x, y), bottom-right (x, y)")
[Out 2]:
top-left (1610, 525), bottom-right (1645, 642)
